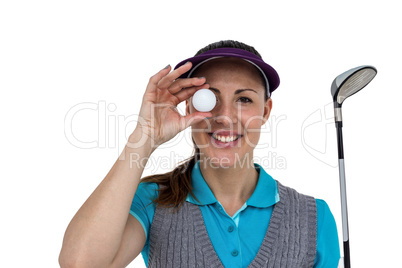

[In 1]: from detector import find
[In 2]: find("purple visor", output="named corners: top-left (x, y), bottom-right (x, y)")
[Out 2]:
top-left (174, 47), bottom-right (280, 97)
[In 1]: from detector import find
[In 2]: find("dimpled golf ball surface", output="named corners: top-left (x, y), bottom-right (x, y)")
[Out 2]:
top-left (192, 89), bottom-right (216, 112)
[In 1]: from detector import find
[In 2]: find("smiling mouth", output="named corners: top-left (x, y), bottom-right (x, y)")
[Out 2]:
top-left (208, 133), bottom-right (243, 143)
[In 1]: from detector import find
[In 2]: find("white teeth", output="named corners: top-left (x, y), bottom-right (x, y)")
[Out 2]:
top-left (212, 134), bottom-right (240, 143)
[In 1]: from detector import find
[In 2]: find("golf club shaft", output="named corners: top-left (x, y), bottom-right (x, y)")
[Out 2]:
top-left (335, 118), bottom-right (351, 268)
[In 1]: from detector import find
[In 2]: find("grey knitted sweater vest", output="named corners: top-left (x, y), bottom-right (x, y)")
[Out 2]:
top-left (148, 181), bottom-right (317, 268)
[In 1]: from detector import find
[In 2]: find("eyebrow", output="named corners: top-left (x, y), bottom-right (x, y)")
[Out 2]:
top-left (209, 87), bottom-right (259, 95)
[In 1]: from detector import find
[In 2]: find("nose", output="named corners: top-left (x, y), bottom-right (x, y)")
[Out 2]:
top-left (212, 102), bottom-right (239, 127)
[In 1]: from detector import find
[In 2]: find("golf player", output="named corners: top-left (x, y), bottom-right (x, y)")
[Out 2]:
top-left (59, 40), bottom-right (340, 267)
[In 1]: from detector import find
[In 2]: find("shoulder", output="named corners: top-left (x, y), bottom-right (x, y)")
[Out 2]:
top-left (277, 182), bottom-right (334, 215)
top-left (276, 181), bottom-right (316, 202)
top-left (315, 199), bottom-right (331, 213)
top-left (138, 181), bottom-right (159, 192)
top-left (134, 181), bottom-right (159, 203)
top-left (315, 198), bottom-right (337, 227)
top-left (275, 182), bottom-right (318, 227)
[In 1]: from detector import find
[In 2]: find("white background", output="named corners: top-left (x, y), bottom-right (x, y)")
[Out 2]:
top-left (1, 0), bottom-right (401, 267)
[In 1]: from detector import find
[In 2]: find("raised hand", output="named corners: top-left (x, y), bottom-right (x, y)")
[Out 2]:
top-left (134, 62), bottom-right (212, 150)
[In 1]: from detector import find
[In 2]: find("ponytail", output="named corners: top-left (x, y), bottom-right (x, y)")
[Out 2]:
top-left (140, 146), bottom-right (200, 208)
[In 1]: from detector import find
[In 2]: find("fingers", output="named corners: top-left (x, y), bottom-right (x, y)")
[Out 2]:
top-left (167, 77), bottom-right (206, 95)
top-left (157, 61), bottom-right (193, 89)
top-left (171, 84), bottom-right (210, 105)
top-left (146, 62), bottom-right (203, 96)
top-left (145, 65), bottom-right (172, 94)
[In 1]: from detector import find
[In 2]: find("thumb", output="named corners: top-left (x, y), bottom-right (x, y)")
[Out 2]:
top-left (181, 112), bottom-right (213, 130)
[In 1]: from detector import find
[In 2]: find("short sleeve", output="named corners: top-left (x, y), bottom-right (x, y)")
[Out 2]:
top-left (314, 199), bottom-right (341, 268)
top-left (129, 182), bottom-right (158, 241)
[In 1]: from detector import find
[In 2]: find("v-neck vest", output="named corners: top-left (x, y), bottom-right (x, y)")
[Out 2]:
top-left (148, 181), bottom-right (317, 268)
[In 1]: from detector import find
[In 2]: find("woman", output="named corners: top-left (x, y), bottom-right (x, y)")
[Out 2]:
top-left (59, 40), bottom-right (340, 267)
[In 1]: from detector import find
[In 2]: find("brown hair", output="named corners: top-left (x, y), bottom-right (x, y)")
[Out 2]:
top-left (140, 40), bottom-right (263, 207)
top-left (141, 144), bottom-right (201, 208)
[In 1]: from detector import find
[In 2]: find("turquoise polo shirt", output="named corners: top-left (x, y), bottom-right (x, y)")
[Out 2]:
top-left (130, 161), bottom-right (340, 267)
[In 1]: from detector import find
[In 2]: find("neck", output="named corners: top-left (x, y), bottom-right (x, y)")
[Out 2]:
top-left (198, 155), bottom-right (259, 206)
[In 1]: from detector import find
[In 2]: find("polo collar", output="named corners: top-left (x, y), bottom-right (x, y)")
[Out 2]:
top-left (186, 160), bottom-right (279, 208)
top-left (247, 162), bottom-right (280, 208)
top-left (186, 160), bottom-right (217, 205)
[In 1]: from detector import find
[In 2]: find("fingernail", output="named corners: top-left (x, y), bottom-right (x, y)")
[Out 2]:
top-left (198, 77), bottom-right (206, 79)
top-left (163, 64), bottom-right (170, 69)
top-left (185, 61), bottom-right (191, 65)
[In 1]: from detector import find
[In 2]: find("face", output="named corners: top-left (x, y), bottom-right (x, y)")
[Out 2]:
top-left (186, 57), bottom-right (272, 168)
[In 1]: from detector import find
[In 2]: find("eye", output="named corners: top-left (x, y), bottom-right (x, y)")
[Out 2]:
top-left (238, 97), bottom-right (253, 103)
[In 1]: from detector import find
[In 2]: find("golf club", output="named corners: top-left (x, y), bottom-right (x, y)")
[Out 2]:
top-left (331, 65), bottom-right (377, 268)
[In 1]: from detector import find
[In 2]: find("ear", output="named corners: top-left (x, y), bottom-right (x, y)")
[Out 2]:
top-left (262, 98), bottom-right (272, 125)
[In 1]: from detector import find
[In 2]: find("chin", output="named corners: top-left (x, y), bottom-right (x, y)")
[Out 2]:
top-left (199, 150), bottom-right (252, 169)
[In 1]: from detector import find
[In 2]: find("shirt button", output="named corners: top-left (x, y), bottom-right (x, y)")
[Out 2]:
top-left (228, 225), bottom-right (234, 233)
top-left (231, 250), bottom-right (239, 257)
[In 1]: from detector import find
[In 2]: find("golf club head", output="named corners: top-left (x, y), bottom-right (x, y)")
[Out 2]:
top-left (331, 65), bottom-right (377, 106)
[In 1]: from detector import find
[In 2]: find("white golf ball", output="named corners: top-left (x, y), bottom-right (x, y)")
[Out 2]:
top-left (192, 88), bottom-right (216, 112)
